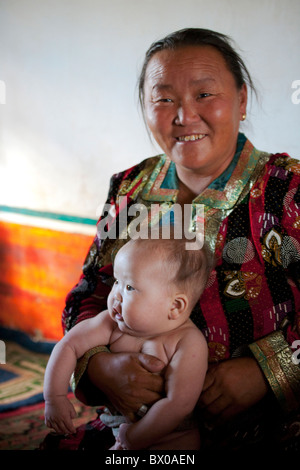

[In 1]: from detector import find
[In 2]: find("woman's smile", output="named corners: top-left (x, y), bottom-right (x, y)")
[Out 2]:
top-left (176, 133), bottom-right (207, 142)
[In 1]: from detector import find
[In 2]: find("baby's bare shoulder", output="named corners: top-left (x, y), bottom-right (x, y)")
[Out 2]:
top-left (176, 321), bottom-right (207, 348)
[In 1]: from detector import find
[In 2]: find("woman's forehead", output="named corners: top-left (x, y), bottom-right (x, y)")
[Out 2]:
top-left (145, 45), bottom-right (228, 84)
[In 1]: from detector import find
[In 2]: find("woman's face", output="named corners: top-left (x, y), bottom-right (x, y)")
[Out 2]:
top-left (143, 45), bottom-right (247, 179)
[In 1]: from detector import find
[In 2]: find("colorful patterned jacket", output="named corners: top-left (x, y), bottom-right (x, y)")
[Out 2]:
top-left (63, 134), bottom-right (300, 413)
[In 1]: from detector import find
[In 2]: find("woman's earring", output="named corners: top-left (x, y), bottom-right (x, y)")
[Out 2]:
top-left (242, 114), bottom-right (246, 121)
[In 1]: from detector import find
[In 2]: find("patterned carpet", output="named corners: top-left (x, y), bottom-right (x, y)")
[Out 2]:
top-left (0, 340), bottom-right (50, 412)
top-left (0, 394), bottom-right (98, 450)
top-left (0, 329), bottom-right (98, 450)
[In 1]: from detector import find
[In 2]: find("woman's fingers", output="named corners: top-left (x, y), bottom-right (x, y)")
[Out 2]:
top-left (87, 352), bottom-right (165, 419)
top-left (137, 353), bottom-right (165, 375)
top-left (199, 357), bottom-right (269, 426)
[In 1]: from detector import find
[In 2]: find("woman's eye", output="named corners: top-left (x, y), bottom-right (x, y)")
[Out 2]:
top-left (198, 92), bottom-right (211, 99)
top-left (126, 285), bottom-right (134, 291)
top-left (155, 98), bottom-right (173, 104)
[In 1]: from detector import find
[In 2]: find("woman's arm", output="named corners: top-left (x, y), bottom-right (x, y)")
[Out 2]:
top-left (248, 330), bottom-right (300, 413)
top-left (244, 157), bottom-right (300, 415)
top-left (199, 356), bottom-right (269, 426)
top-left (200, 156), bottom-right (300, 424)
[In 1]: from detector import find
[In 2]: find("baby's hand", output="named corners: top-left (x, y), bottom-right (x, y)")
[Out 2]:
top-left (117, 423), bottom-right (131, 449)
top-left (44, 395), bottom-right (77, 435)
top-left (109, 437), bottom-right (126, 450)
top-left (109, 424), bottom-right (131, 450)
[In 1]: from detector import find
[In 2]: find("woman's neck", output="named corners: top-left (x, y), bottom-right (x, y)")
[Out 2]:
top-left (175, 154), bottom-right (235, 204)
top-left (176, 170), bottom-right (214, 205)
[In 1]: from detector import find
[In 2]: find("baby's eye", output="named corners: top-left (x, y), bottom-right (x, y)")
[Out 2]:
top-left (126, 284), bottom-right (135, 291)
top-left (114, 279), bottom-right (119, 285)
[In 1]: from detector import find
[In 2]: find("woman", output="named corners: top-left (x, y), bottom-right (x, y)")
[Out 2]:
top-left (42, 28), bottom-right (300, 451)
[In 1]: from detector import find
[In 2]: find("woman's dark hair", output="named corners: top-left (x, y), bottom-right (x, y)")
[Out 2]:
top-left (138, 28), bottom-right (256, 108)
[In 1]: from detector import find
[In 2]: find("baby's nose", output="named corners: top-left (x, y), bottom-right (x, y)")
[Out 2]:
top-left (115, 290), bottom-right (122, 302)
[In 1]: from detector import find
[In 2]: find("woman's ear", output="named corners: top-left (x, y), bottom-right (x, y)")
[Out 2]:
top-left (239, 83), bottom-right (248, 117)
top-left (168, 294), bottom-right (188, 320)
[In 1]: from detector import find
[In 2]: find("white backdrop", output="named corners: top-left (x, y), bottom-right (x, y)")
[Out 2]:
top-left (0, 0), bottom-right (299, 220)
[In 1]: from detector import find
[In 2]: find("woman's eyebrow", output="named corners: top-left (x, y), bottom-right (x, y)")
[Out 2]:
top-left (152, 83), bottom-right (173, 92)
top-left (152, 77), bottom-right (216, 91)
top-left (191, 77), bottom-right (216, 86)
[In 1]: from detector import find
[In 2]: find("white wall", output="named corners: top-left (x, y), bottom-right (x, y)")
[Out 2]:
top-left (0, 0), bottom-right (299, 221)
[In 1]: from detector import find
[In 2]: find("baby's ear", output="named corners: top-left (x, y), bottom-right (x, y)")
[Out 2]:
top-left (168, 294), bottom-right (188, 320)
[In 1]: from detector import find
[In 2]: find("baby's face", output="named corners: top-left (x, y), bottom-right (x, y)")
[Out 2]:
top-left (107, 242), bottom-right (178, 337)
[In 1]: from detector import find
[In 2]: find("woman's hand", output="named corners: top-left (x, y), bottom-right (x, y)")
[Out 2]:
top-left (87, 351), bottom-right (165, 422)
top-left (198, 357), bottom-right (269, 426)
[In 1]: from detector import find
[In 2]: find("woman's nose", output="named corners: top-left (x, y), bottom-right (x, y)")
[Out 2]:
top-left (174, 102), bottom-right (200, 126)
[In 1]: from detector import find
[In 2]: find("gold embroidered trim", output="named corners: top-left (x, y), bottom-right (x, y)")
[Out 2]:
top-left (249, 331), bottom-right (300, 412)
top-left (71, 345), bottom-right (110, 392)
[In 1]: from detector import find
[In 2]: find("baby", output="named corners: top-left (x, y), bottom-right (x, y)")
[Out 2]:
top-left (43, 237), bottom-right (210, 450)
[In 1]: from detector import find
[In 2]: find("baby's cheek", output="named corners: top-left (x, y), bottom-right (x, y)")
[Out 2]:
top-left (107, 294), bottom-right (114, 313)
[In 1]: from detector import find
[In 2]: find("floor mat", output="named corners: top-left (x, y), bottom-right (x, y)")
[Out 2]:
top-left (0, 340), bottom-right (52, 411)
top-left (0, 395), bottom-right (98, 450)
top-left (0, 329), bottom-right (98, 450)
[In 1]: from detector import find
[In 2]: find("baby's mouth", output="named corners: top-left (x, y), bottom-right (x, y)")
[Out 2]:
top-left (113, 307), bottom-right (123, 321)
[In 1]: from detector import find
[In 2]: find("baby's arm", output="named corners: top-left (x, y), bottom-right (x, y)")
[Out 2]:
top-left (44, 310), bottom-right (114, 434)
top-left (118, 328), bottom-right (208, 450)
